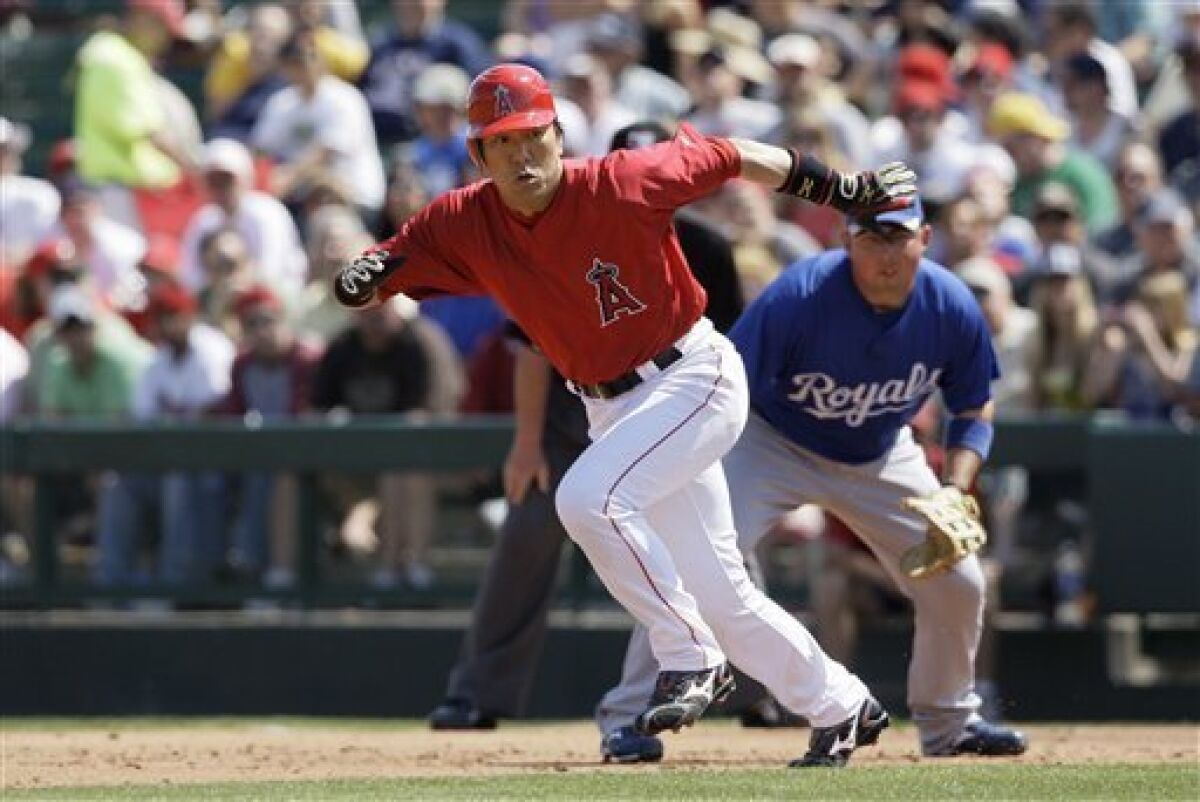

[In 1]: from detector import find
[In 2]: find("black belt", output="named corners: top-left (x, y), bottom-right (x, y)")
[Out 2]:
top-left (573, 346), bottom-right (684, 400)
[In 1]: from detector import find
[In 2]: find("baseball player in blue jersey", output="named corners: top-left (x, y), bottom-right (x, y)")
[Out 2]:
top-left (598, 197), bottom-right (1029, 762)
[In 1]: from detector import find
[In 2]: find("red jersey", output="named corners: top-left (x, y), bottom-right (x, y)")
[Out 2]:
top-left (374, 124), bottom-right (741, 384)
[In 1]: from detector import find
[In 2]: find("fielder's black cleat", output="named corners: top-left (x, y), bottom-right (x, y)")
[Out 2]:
top-left (601, 725), bottom-right (665, 764)
top-left (931, 719), bottom-right (1028, 757)
top-left (427, 698), bottom-right (498, 731)
top-left (790, 696), bottom-right (890, 768)
top-left (634, 662), bottom-right (735, 736)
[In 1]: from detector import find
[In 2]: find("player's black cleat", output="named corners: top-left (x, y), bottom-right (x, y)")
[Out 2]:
top-left (427, 698), bottom-right (498, 731)
top-left (789, 696), bottom-right (890, 768)
top-left (931, 720), bottom-right (1028, 757)
top-left (634, 662), bottom-right (735, 736)
top-left (601, 725), bottom-right (664, 764)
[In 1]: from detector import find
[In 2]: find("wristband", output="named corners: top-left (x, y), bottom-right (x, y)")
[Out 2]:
top-left (779, 149), bottom-right (835, 205)
top-left (945, 416), bottom-right (994, 460)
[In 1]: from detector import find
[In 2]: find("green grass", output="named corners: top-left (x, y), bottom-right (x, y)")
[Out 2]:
top-left (6, 764), bottom-right (1198, 801)
top-left (0, 717), bottom-right (433, 732)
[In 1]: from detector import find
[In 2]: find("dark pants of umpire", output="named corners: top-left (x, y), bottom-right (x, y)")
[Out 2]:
top-left (442, 437), bottom-right (773, 719)
top-left (442, 443), bottom-right (583, 717)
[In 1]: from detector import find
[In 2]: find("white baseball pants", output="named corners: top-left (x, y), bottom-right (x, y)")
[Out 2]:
top-left (557, 320), bottom-right (868, 730)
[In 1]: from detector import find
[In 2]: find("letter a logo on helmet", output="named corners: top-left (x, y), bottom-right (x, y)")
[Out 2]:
top-left (468, 63), bottom-right (557, 140)
top-left (494, 85), bottom-right (515, 118)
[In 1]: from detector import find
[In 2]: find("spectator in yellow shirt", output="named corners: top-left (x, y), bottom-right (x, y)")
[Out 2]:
top-left (205, 0), bottom-right (367, 122)
top-left (74, 0), bottom-right (194, 190)
top-left (204, 3), bottom-right (292, 124)
top-left (289, 0), bottom-right (368, 82)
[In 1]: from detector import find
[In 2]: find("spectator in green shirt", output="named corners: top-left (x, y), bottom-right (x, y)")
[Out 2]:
top-left (35, 286), bottom-right (152, 562)
top-left (38, 286), bottom-right (149, 419)
top-left (989, 92), bottom-right (1119, 235)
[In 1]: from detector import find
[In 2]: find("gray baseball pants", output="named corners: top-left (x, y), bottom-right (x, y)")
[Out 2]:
top-left (596, 412), bottom-right (986, 754)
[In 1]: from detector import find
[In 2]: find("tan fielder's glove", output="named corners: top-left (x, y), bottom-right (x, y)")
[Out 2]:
top-left (900, 486), bottom-right (987, 579)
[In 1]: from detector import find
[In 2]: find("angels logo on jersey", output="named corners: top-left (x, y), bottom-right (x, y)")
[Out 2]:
top-left (787, 363), bottom-right (942, 427)
top-left (494, 85), bottom-right (515, 117)
top-left (586, 258), bottom-right (646, 326)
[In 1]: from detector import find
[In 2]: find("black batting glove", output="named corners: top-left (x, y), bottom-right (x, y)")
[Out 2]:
top-left (781, 153), bottom-right (918, 216)
top-left (333, 248), bottom-right (399, 308)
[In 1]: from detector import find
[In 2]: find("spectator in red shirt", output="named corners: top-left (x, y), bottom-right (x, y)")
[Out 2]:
top-left (220, 285), bottom-right (321, 585)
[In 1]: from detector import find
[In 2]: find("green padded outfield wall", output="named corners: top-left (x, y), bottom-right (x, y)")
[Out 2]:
top-left (1088, 422), bottom-right (1200, 614)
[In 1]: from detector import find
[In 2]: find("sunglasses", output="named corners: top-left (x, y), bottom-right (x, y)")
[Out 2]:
top-left (56, 315), bottom-right (94, 330)
top-left (1034, 209), bottom-right (1074, 224)
top-left (899, 108), bottom-right (938, 123)
top-left (243, 313), bottom-right (278, 329)
top-left (1115, 170), bottom-right (1150, 184)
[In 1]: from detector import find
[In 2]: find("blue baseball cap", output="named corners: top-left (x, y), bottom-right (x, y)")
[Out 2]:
top-left (847, 196), bottom-right (925, 236)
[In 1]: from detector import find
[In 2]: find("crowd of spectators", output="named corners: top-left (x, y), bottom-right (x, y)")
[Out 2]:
top-left (0, 0), bottom-right (1197, 594)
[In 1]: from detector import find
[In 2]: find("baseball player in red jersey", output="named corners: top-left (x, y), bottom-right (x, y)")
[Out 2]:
top-left (335, 64), bottom-right (918, 767)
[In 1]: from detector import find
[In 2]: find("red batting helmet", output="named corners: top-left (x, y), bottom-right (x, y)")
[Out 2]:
top-left (466, 63), bottom-right (557, 140)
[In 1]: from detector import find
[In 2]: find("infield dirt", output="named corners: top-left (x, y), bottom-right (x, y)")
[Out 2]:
top-left (5, 722), bottom-right (1198, 790)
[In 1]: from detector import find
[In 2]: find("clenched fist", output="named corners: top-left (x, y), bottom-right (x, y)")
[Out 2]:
top-left (333, 249), bottom-right (401, 308)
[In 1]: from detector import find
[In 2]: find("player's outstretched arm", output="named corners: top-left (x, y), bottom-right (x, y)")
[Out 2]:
top-left (729, 138), bottom-right (917, 216)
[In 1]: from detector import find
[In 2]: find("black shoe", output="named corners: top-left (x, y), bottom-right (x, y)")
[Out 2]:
top-left (634, 662), bottom-right (735, 736)
top-left (789, 696), bottom-right (890, 768)
top-left (601, 725), bottom-right (665, 764)
top-left (739, 696), bottom-right (806, 729)
top-left (428, 699), bottom-right (497, 731)
top-left (931, 720), bottom-right (1028, 757)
